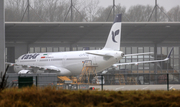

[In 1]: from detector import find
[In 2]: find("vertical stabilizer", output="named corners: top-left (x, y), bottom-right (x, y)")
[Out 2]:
top-left (103, 14), bottom-right (122, 51)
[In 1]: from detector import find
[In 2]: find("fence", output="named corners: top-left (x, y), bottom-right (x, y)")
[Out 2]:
top-left (77, 73), bottom-right (180, 85)
top-left (6, 73), bottom-right (57, 87)
top-left (4, 73), bottom-right (180, 90)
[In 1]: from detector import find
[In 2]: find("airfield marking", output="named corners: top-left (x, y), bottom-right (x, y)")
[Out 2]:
top-left (115, 86), bottom-right (124, 90)
top-left (142, 86), bottom-right (149, 90)
top-left (170, 86), bottom-right (173, 89)
top-left (90, 85), bottom-right (180, 91)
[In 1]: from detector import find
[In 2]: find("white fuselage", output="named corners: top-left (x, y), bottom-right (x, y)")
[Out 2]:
top-left (9, 14), bottom-right (171, 75)
top-left (13, 14), bottom-right (124, 75)
top-left (14, 50), bottom-right (123, 75)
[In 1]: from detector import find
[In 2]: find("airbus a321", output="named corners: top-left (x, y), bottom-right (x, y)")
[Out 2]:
top-left (7, 14), bottom-right (173, 75)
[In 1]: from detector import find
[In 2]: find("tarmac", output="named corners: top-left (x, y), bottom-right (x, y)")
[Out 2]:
top-left (89, 85), bottom-right (179, 91)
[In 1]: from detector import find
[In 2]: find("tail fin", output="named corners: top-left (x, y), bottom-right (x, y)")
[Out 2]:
top-left (103, 14), bottom-right (122, 51)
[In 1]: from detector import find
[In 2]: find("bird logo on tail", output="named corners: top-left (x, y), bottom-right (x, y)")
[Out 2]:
top-left (112, 29), bottom-right (119, 43)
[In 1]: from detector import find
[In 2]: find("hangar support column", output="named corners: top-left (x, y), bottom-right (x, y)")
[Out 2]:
top-left (154, 44), bottom-right (157, 73)
top-left (0, 0), bottom-right (5, 73)
top-left (70, 44), bottom-right (73, 51)
top-left (154, 43), bottom-right (158, 83)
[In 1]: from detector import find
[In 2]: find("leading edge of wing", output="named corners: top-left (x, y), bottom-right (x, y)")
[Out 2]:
top-left (113, 47), bottom-right (173, 66)
top-left (5, 62), bottom-right (15, 66)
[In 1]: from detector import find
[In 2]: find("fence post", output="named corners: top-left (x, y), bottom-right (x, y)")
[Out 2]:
top-left (101, 75), bottom-right (103, 91)
top-left (36, 76), bottom-right (38, 87)
top-left (167, 73), bottom-right (169, 91)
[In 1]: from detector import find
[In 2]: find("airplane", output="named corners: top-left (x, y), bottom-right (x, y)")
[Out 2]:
top-left (6, 14), bottom-right (173, 75)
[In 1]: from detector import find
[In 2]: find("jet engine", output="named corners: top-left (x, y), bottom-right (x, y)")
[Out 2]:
top-left (18, 70), bottom-right (32, 74)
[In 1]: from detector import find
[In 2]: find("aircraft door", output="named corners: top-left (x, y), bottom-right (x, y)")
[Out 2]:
top-left (91, 56), bottom-right (97, 66)
top-left (62, 55), bottom-right (66, 66)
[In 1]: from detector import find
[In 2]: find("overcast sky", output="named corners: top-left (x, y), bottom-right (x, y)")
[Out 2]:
top-left (99, 0), bottom-right (180, 11)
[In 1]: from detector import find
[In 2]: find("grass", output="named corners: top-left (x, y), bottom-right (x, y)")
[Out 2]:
top-left (0, 86), bottom-right (180, 107)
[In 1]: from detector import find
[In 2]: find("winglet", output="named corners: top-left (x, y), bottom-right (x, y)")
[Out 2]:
top-left (167, 47), bottom-right (174, 58)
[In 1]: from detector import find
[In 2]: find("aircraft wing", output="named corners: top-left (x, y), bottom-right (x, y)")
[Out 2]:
top-left (38, 66), bottom-right (61, 71)
top-left (6, 62), bottom-right (71, 74)
top-left (113, 47), bottom-right (173, 66)
top-left (5, 62), bottom-right (61, 71)
top-left (113, 58), bottom-right (169, 66)
top-left (124, 52), bottom-right (153, 57)
top-left (5, 62), bottom-right (15, 66)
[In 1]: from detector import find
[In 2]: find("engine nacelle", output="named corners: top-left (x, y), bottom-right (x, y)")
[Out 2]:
top-left (18, 70), bottom-right (32, 74)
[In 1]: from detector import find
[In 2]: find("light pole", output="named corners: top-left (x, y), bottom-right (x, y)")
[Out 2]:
top-left (0, 0), bottom-right (5, 73)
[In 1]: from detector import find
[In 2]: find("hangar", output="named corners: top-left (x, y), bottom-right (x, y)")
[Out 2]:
top-left (5, 22), bottom-right (180, 73)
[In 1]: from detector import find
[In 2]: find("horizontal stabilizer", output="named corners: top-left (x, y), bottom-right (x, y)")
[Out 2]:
top-left (86, 52), bottom-right (113, 57)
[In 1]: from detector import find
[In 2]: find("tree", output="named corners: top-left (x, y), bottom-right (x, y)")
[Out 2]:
top-left (168, 6), bottom-right (180, 22)
top-left (94, 4), bottom-right (126, 22)
top-left (81, 0), bottom-right (100, 22)
top-left (5, 0), bottom-right (27, 21)
top-left (4, 0), bottom-right (179, 22)
top-left (126, 5), bottom-right (153, 22)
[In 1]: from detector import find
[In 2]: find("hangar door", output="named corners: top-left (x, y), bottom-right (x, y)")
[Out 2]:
top-left (6, 47), bottom-right (15, 63)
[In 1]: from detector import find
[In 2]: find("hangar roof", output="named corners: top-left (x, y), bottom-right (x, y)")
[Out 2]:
top-left (5, 22), bottom-right (180, 46)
